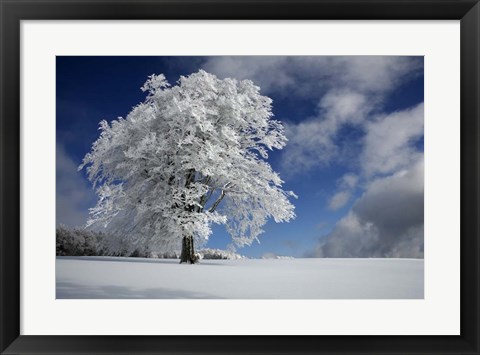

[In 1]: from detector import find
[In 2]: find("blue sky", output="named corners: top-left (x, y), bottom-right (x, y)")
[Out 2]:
top-left (56, 56), bottom-right (424, 258)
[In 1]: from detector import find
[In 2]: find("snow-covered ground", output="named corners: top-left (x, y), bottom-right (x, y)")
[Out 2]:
top-left (56, 256), bottom-right (423, 299)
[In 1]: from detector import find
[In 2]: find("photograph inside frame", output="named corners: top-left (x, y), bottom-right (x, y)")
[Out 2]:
top-left (55, 56), bottom-right (424, 299)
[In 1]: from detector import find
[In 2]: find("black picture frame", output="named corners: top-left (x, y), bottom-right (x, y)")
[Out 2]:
top-left (1, 1), bottom-right (479, 354)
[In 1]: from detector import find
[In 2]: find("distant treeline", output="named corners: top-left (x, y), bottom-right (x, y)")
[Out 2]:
top-left (56, 226), bottom-right (245, 260)
top-left (56, 226), bottom-right (103, 257)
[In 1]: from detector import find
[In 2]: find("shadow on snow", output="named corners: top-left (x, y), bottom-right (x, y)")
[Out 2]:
top-left (56, 281), bottom-right (226, 299)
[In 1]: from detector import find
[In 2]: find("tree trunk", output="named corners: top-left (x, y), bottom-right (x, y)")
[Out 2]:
top-left (179, 235), bottom-right (198, 264)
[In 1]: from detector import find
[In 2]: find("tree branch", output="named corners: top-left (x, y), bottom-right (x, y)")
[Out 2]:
top-left (185, 168), bottom-right (195, 187)
top-left (199, 188), bottom-right (214, 212)
top-left (208, 190), bottom-right (226, 213)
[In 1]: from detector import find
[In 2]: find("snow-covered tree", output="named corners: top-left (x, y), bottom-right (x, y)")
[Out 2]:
top-left (80, 70), bottom-right (296, 263)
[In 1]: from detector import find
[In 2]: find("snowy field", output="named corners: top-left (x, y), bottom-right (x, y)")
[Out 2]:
top-left (56, 256), bottom-right (423, 299)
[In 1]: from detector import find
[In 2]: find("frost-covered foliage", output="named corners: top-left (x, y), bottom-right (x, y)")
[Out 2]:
top-left (151, 251), bottom-right (181, 259)
top-left (197, 248), bottom-right (246, 260)
top-left (56, 226), bottom-right (155, 258)
top-left (56, 226), bottom-right (247, 260)
top-left (80, 70), bottom-right (296, 255)
top-left (149, 249), bottom-right (245, 260)
top-left (261, 252), bottom-right (294, 260)
top-left (56, 225), bottom-right (103, 256)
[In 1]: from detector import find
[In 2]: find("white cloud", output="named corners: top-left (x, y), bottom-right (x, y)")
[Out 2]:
top-left (310, 157), bottom-right (424, 258)
top-left (328, 190), bottom-right (351, 210)
top-left (204, 57), bottom-right (296, 95)
top-left (203, 56), bottom-right (423, 174)
top-left (340, 173), bottom-right (358, 189)
top-left (361, 103), bottom-right (424, 176)
top-left (281, 90), bottom-right (374, 172)
top-left (203, 56), bottom-right (422, 97)
top-left (318, 90), bottom-right (370, 127)
top-left (308, 103), bottom-right (424, 257)
top-left (282, 118), bottom-right (337, 171)
top-left (56, 144), bottom-right (96, 228)
top-left (327, 173), bottom-right (359, 210)
top-left (332, 56), bottom-right (423, 93)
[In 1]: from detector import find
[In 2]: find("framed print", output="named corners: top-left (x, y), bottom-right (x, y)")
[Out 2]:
top-left (1, 0), bottom-right (479, 354)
